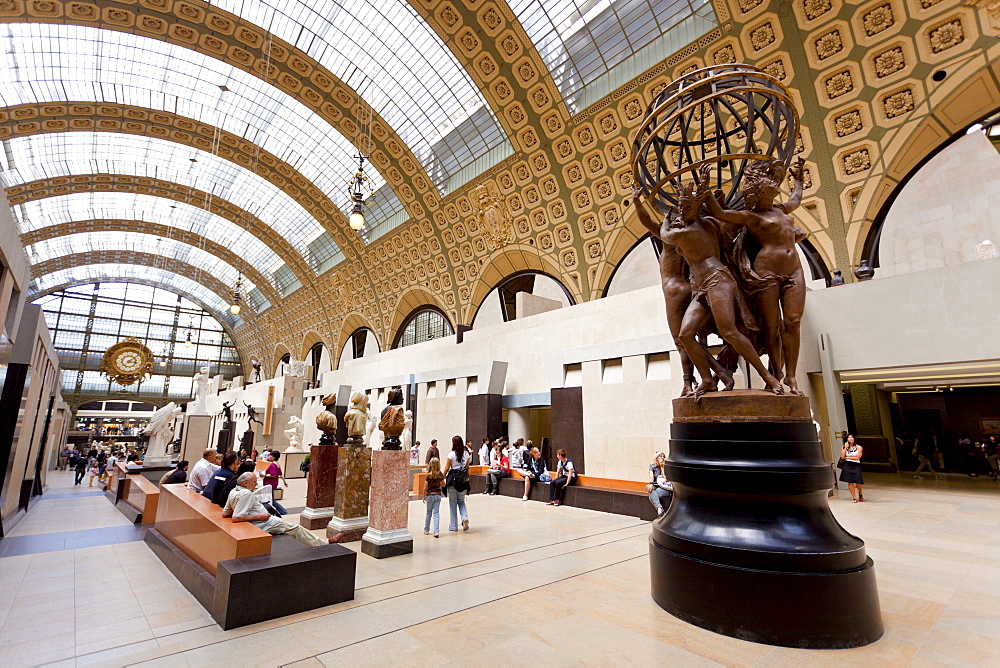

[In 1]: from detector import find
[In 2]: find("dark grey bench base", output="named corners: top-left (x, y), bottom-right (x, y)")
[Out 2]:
top-left (144, 528), bottom-right (357, 629)
top-left (469, 474), bottom-right (658, 521)
top-left (114, 499), bottom-right (143, 524)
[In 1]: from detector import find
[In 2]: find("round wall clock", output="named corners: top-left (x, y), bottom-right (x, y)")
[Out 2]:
top-left (100, 338), bottom-right (155, 386)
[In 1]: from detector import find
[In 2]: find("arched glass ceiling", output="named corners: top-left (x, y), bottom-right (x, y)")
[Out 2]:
top-left (24, 232), bottom-right (267, 312)
top-left (9, 192), bottom-right (293, 292)
top-left (30, 265), bottom-right (240, 326)
top-left (207, 0), bottom-right (508, 189)
top-left (0, 23), bottom-right (396, 231)
top-left (509, 0), bottom-right (717, 111)
top-left (0, 132), bottom-right (340, 272)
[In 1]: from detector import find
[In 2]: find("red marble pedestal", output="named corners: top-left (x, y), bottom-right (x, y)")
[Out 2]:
top-left (299, 444), bottom-right (338, 530)
top-left (361, 449), bottom-right (412, 558)
top-left (327, 447), bottom-right (372, 543)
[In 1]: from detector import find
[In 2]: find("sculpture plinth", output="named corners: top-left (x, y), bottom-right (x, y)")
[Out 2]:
top-left (300, 443), bottom-right (339, 530)
top-left (650, 392), bottom-right (883, 648)
top-left (361, 449), bottom-right (412, 559)
top-left (326, 447), bottom-right (371, 543)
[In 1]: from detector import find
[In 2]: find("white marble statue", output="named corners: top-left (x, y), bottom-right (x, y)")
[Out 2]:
top-left (189, 366), bottom-right (210, 415)
top-left (284, 415), bottom-right (305, 453)
top-left (400, 409), bottom-right (413, 452)
top-left (143, 402), bottom-right (182, 457)
top-left (365, 396), bottom-right (382, 449)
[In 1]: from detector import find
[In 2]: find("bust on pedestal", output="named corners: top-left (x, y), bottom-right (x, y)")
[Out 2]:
top-left (300, 394), bottom-right (340, 530)
top-left (362, 387), bottom-right (413, 558)
top-left (327, 391), bottom-right (373, 542)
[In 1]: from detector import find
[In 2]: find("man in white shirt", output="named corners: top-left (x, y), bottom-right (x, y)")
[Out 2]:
top-left (187, 449), bottom-right (221, 493)
top-left (223, 473), bottom-right (327, 547)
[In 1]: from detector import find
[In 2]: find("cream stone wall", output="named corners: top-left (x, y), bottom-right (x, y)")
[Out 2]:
top-left (879, 132), bottom-right (1000, 277)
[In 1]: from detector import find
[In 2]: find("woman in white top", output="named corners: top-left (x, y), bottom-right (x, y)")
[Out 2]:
top-left (444, 435), bottom-right (471, 532)
top-left (839, 434), bottom-right (864, 502)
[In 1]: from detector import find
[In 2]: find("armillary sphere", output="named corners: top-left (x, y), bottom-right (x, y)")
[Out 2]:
top-left (631, 64), bottom-right (799, 215)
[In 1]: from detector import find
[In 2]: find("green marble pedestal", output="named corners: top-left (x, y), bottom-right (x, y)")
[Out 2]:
top-left (326, 447), bottom-right (372, 543)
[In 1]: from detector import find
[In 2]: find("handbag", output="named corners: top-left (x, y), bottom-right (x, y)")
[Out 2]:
top-left (836, 458), bottom-right (845, 469)
top-left (539, 471), bottom-right (551, 482)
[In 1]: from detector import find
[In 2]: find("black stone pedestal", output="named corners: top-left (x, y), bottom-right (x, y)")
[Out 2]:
top-left (360, 538), bottom-right (413, 559)
top-left (650, 395), bottom-right (883, 649)
top-left (240, 430), bottom-right (254, 451)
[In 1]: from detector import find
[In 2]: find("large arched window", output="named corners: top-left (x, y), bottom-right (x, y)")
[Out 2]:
top-left (338, 328), bottom-right (381, 367)
top-left (393, 308), bottom-right (454, 349)
top-left (309, 342), bottom-right (332, 386)
top-left (473, 272), bottom-right (574, 328)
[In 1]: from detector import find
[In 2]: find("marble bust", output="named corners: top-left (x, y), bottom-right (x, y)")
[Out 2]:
top-left (344, 391), bottom-right (369, 445)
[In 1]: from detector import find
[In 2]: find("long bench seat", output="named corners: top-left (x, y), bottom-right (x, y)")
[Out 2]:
top-left (118, 473), bottom-right (159, 524)
top-left (145, 483), bottom-right (356, 629)
top-left (412, 465), bottom-right (656, 521)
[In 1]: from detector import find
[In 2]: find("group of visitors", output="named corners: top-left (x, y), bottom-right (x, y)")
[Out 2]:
top-left (420, 435), bottom-right (581, 536)
top-left (61, 445), bottom-right (120, 486)
top-left (897, 430), bottom-right (1000, 478)
top-left (177, 447), bottom-right (324, 547)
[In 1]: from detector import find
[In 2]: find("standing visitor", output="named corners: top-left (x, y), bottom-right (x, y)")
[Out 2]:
top-left (839, 434), bottom-right (864, 502)
top-left (547, 449), bottom-right (576, 506)
top-left (74, 454), bottom-right (89, 486)
top-left (262, 451), bottom-right (289, 515)
top-left (646, 451), bottom-right (673, 517)
top-left (521, 447), bottom-right (547, 501)
top-left (423, 457), bottom-right (444, 537)
top-left (87, 459), bottom-right (101, 486)
top-left (985, 436), bottom-right (999, 480)
top-left (913, 432), bottom-right (942, 480)
top-left (425, 439), bottom-right (440, 465)
top-left (443, 435), bottom-right (471, 532)
top-left (478, 438), bottom-right (490, 466)
top-left (57, 447), bottom-right (70, 471)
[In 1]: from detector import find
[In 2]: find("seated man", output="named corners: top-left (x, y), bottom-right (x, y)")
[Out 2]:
top-left (223, 472), bottom-right (327, 547)
top-left (188, 448), bottom-right (221, 493)
top-left (202, 452), bottom-right (240, 505)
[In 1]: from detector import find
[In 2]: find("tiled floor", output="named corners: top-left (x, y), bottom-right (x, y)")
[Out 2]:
top-left (1, 470), bottom-right (998, 666)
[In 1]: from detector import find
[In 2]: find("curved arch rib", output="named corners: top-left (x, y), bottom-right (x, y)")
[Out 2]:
top-left (23, 228), bottom-right (280, 307)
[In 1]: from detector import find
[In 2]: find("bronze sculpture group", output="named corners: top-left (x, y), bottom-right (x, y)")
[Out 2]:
top-left (632, 158), bottom-right (807, 399)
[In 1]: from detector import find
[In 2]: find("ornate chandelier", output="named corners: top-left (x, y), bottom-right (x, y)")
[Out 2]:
top-left (348, 151), bottom-right (374, 231)
top-left (230, 273), bottom-right (244, 315)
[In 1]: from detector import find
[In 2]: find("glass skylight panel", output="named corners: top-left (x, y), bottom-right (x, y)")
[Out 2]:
top-left (9, 191), bottom-right (289, 290)
top-left (508, 0), bottom-right (716, 111)
top-left (206, 0), bottom-right (508, 191)
top-left (0, 130), bottom-right (335, 271)
top-left (0, 23), bottom-right (368, 247)
top-left (30, 266), bottom-right (238, 324)
top-left (23, 232), bottom-right (264, 311)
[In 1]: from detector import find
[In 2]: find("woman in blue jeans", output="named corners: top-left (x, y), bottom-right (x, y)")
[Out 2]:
top-left (423, 457), bottom-right (444, 537)
top-left (444, 435), bottom-right (471, 531)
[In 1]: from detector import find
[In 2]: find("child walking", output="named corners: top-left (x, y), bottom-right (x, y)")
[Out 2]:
top-left (423, 457), bottom-right (444, 537)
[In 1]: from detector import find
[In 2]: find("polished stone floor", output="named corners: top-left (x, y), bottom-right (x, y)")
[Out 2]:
top-left (1, 469), bottom-right (998, 666)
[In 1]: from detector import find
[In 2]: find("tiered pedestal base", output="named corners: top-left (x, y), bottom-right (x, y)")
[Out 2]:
top-left (361, 450), bottom-right (412, 559)
top-left (326, 447), bottom-right (371, 543)
top-left (651, 391), bottom-right (883, 649)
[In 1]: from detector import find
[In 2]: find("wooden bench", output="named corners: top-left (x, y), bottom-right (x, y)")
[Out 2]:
top-left (145, 483), bottom-right (356, 629)
top-left (413, 464), bottom-right (657, 521)
top-left (117, 473), bottom-right (159, 524)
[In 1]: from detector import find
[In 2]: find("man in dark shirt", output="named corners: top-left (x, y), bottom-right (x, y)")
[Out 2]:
top-left (202, 452), bottom-right (240, 504)
top-left (425, 439), bottom-right (440, 465)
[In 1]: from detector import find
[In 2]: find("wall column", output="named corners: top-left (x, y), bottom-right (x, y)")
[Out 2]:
top-left (506, 407), bottom-right (530, 444)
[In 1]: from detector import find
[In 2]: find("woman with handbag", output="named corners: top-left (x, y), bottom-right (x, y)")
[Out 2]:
top-left (839, 434), bottom-right (864, 502)
top-left (262, 451), bottom-right (289, 515)
top-left (444, 435), bottom-right (471, 532)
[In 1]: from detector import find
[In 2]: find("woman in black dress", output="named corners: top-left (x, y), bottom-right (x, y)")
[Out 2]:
top-left (840, 434), bottom-right (864, 502)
